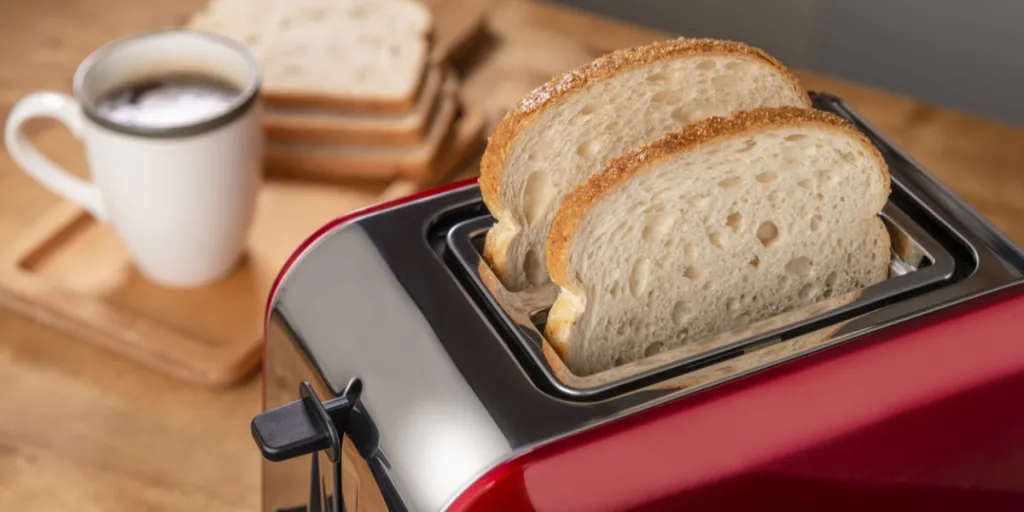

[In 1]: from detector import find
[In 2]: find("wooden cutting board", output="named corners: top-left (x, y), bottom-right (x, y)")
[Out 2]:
top-left (0, 180), bottom-right (389, 386)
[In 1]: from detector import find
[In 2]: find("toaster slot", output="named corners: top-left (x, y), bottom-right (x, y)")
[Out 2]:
top-left (443, 191), bottom-right (966, 400)
top-left (424, 93), bottom-right (1023, 401)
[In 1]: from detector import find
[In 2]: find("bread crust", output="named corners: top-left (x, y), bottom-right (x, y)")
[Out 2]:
top-left (265, 93), bottom-right (459, 181)
top-left (546, 106), bottom-right (892, 286)
top-left (478, 37), bottom-right (812, 219)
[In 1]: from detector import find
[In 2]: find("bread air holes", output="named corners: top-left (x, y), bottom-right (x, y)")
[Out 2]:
top-left (577, 139), bottom-right (600, 158)
top-left (718, 176), bottom-right (742, 188)
top-left (749, 256), bottom-right (760, 268)
top-left (652, 90), bottom-right (686, 104)
top-left (644, 341), bottom-right (665, 357)
top-left (642, 213), bottom-right (674, 243)
top-left (823, 271), bottom-right (838, 298)
top-left (522, 170), bottom-right (553, 227)
top-left (628, 259), bottom-right (651, 297)
top-left (785, 256), bottom-right (813, 279)
top-left (684, 266), bottom-right (699, 280)
top-left (798, 284), bottom-right (817, 301)
top-left (784, 134), bottom-right (808, 143)
top-left (757, 221), bottom-right (780, 247)
top-left (672, 107), bottom-right (705, 124)
top-left (726, 211), bottom-right (743, 232)
top-left (646, 72), bottom-right (669, 84)
top-left (708, 231), bottom-right (724, 249)
top-left (810, 215), bottom-right (822, 232)
top-left (523, 248), bottom-right (546, 286)
top-left (782, 145), bottom-right (802, 163)
top-left (671, 301), bottom-right (692, 326)
top-left (696, 59), bottom-right (717, 70)
top-left (797, 179), bottom-right (813, 190)
top-left (609, 281), bottom-right (623, 298)
top-left (756, 172), bottom-right (778, 184)
top-left (736, 139), bottom-right (757, 153)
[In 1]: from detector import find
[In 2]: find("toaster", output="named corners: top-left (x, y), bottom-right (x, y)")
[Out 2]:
top-left (251, 93), bottom-right (1024, 512)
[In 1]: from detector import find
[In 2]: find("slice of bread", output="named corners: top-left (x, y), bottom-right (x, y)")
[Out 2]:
top-left (544, 107), bottom-right (892, 376)
top-left (266, 89), bottom-right (456, 181)
top-left (479, 38), bottom-right (812, 292)
top-left (263, 65), bottom-right (444, 146)
top-left (189, 0), bottom-right (433, 112)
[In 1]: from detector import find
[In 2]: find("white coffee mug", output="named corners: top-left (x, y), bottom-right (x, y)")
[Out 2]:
top-left (4, 30), bottom-right (263, 288)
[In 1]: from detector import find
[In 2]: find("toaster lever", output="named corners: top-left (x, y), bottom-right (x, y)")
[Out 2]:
top-left (251, 380), bottom-right (360, 463)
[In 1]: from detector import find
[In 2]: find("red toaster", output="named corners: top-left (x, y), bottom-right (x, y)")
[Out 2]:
top-left (251, 93), bottom-right (1024, 511)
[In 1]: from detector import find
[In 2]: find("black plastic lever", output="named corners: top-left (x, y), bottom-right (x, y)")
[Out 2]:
top-left (251, 380), bottom-right (360, 463)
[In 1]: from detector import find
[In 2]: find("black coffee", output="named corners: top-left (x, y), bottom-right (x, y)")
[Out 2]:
top-left (96, 74), bottom-right (242, 130)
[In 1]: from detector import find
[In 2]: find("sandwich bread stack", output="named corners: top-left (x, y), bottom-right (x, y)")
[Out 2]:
top-left (479, 38), bottom-right (892, 380)
top-left (189, 0), bottom-right (484, 184)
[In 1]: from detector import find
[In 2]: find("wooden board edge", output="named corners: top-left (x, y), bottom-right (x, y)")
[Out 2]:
top-left (0, 203), bottom-right (263, 387)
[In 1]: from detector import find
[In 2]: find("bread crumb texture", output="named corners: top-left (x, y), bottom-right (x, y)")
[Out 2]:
top-left (479, 37), bottom-right (809, 214)
top-left (546, 106), bottom-right (889, 285)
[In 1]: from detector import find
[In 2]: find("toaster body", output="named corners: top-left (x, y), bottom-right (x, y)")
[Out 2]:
top-left (254, 94), bottom-right (1024, 511)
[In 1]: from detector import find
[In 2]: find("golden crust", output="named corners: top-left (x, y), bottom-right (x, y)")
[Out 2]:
top-left (546, 106), bottom-right (892, 286)
top-left (478, 37), bottom-right (811, 217)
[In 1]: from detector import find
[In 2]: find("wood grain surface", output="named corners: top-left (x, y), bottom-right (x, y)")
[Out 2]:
top-left (1, 0), bottom-right (1023, 510)
top-left (0, 181), bottom-right (385, 388)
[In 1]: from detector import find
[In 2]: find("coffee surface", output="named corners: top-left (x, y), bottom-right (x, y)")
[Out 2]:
top-left (96, 75), bottom-right (241, 130)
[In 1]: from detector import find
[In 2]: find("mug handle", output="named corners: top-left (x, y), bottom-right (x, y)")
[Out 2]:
top-left (4, 91), bottom-right (107, 220)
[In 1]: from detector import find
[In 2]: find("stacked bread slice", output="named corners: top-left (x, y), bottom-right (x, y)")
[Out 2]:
top-left (479, 38), bottom-right (892, 380)
top-left (189, 0), bottom-right (484, 183)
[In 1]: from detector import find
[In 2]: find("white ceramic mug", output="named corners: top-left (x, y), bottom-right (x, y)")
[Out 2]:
top-left (4, 30), bottom-right (263, 288)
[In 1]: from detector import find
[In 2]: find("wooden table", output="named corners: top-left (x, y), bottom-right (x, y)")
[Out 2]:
top-left (1, 0), bottom-right (1022, 510)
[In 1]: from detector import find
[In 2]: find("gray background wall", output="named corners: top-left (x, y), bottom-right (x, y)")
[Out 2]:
top-left (551, 0), bottom-right (1024, 128)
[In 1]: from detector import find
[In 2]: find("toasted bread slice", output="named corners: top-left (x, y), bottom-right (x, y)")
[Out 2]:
top-left (544, 107), bottom-right (891, 376)
top-left (479, 38), bottom-right (812, 292)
